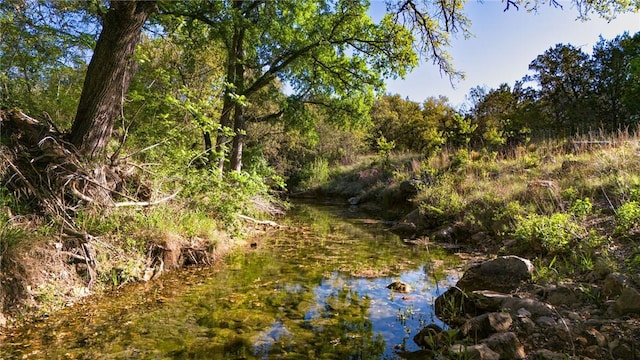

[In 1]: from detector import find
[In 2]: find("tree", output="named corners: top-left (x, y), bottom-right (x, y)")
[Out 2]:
top-left (371, 94), bottom-right (426, 152)
top-left (170, 0), bottom-right (474, 173)
top-left (622, 33), bottom-right (640, 121)
top-left (0, 0), bottom-right (96, 122)
top-left (592, 32), bottom-right (640, 129)
top-left (467, 82), bottom-right (540, 147)
top-left (527, 44), bottom-right (595, 133)
top-left (69, 1), bottom-right (157, 159)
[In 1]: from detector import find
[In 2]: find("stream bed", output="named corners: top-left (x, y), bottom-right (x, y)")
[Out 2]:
top-left (1, 201), bottom-right (462, 359)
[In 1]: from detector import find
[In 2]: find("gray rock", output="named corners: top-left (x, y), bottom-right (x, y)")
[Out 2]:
top-left (603, 272), bottom-right (630, 297)
top-left (449, 343), bottom-right (500, 360)
top-left (501, 296), bottom-right (553, 317)
top-left (461, 312), bottom-right (513, 339)
top-left (535, 316), bottom-right (557, 327)
top-left (516, 308), bottom-right (531, 318)
top-left (614, 286), bottom-right (640, 314)
top-left (518, 316), bottom-right (537, 333)
top-left (543, 285), bottom-right (582, 307)
top-left (534, 349), bottom-right (567, 360)
top-left (432, 226), bottom-right (453, 242)
top-left (481, 332), bottom-right (526, 359)
top-left (456, 256), bottom-right (534, 293)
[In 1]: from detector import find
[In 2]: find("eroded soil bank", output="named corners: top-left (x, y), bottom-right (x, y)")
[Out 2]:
top-left (0, 202), bottom-right (463, 359)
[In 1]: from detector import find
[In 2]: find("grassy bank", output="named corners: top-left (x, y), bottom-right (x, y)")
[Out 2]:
top-left (314, 130), bottom-right (640, 286)
top-left (0, 161), bottom-right (284, 327)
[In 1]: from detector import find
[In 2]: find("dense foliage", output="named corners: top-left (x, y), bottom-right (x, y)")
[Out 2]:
top-left (1, 0), bottom-right (640, 330)
top-left (1, 0), bottom-right (638, 194)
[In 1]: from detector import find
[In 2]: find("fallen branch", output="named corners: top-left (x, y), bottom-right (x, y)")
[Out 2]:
top-left (60, 251), bottom-right (89, 263)
top-left (62, 227), bottom-right (97, 242)
top-left (113, 189), bottom-right (180, 207)
top-left (236, 214), bottom-right (280, 227)
top-left (70, 182), bottom-right (96, 204)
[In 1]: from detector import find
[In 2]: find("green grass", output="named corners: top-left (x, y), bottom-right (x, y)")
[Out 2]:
top-left (319, 130), bottom-right (640, 282)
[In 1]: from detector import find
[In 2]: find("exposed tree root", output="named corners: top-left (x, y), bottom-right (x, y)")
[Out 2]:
top-left (0, 109), bottom-right (173, 231)
top-left (0, 109), bottom-right (179, 296)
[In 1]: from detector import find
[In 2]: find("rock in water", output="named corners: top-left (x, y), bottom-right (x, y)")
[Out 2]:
top-left (387, 281), bottom-right (411, 293)
top-left (456, 256), bottom-right (534, 293)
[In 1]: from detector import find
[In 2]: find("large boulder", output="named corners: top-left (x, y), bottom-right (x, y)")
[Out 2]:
top-left (456, 256), bottom-right (534, 293)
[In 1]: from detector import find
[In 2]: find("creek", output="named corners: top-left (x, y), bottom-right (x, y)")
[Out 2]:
top-left (1, 201), bottom-right (461, 359)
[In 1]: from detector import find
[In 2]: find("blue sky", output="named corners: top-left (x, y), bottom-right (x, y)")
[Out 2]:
top-left (372, 1), bottom-right (640, 108)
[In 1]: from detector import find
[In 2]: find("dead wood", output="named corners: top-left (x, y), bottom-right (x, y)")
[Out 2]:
top-left (237, 214), bottom-right (281, 227)
top-left (0, 109), bottom-right (175, 234)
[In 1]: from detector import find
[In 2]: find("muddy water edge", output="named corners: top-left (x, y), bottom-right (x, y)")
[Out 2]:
top-left (0, 201), bottom-right (463, 359)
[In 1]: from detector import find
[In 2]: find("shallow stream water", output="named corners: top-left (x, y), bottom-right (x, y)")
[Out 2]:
top-left (1, 201), bottom-right (461, 359)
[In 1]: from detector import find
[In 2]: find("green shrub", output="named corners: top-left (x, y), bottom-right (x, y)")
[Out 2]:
top-left (299, 157), bottom-right (330, 190)
top-left (570, 198), bottom-right (593, 218)
top-left (561, 187), bottom-right (579, 203)
top-left (615, 201), bottom-right (640, 234)
top-left (417, 174), bottom-right (465, 223)
top-left (492, 201), bottom-right (526, 235)
top-left (0, 191), bottom-right (29, 269)
top-left (514, 212), bottom-right (586, 254)
top-left (0, 214), bottom-right (27, 269)
top-left (449, 148), bottom-right (469, 169)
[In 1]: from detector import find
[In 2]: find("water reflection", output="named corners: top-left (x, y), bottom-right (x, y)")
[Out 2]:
top-left (1, 202), bottom-right (459, 359)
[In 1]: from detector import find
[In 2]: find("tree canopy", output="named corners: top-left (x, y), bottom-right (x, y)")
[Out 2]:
top-left (1, 0), bottom-right (639, 173)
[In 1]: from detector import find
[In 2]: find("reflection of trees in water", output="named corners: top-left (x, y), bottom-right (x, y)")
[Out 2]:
top-left (231, 283), bottom-right (385, 359)
top-left (2, 202), bottom-right (457, 359)
top-left (305, 287), bottom-right (386, 359)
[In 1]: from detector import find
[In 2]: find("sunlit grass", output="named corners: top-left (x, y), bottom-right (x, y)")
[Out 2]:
top-left (322, 129), bottom-right (640, 282)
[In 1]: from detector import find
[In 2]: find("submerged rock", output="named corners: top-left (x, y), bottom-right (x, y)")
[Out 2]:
top-left (413, 323), bottom-right (444, 349)
top-left (387, 281), bottom-right (411, 293)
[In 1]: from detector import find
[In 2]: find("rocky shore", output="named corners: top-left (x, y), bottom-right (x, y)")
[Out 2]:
top-left (406, 255), bottom-right (640, 359)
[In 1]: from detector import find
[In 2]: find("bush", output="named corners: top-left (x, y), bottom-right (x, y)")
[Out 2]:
top-left (615, 201), bottom-right (640, 234)
top-left (298, 157), bottom-right (330, 190)
top-left (570, 198), bottom-right (593, 218)
top-left (492, 201), bottom-right (526, 236)
top-left (514, 212), bottom-right (586, 254)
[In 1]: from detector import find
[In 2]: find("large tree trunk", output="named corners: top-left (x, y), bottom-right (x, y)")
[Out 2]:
top-left (70, 1), bottom-right (156, 159)
top-left (217, 0), bottom-right (246, 173)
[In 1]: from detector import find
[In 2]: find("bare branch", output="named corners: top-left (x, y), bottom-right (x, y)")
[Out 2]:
top-left (113, 189), bottom-right (181, 208)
